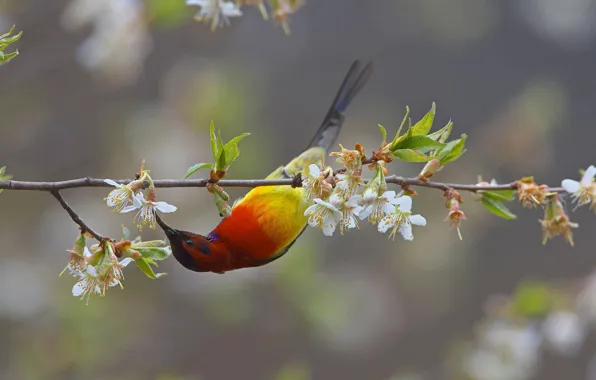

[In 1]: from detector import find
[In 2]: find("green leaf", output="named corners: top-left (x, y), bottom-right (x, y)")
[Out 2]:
top-left (481, 196), bottom-right (517, 220)
top-left (216, 130), bottom-right (224, 158)
top-left (132, 240), bottom-right (167, 248)
top-left (428, 120), bottom-right (453, 143)
top-left (392, 149), bottom-right (431, 163)
top-left (0, 26), bottom-right (21, 66)
top-left (438, 134), bottom-right (467, 165)
top-left (391, 135), bottom-right (444, 153)
top-left (389, 125), bottom-right (412, 151)
top-left (209, 120), bottom-right (218, 162)
top-left (134, 258), bottom-right (167, 279)
top-left (215, 147), bottom-right (227, 172)
top-left (411, 102), bottom-right (436, 135)
top-left (388, 106), bottom-right (410, 148)
top-left (378, 124), bottom-right (387, 142)
top-left (221, 133), bottom-right (250, 169)
top-left (184, 162), bottom-right (214, 179)
top-left (482, 189), bottom-right (516, 202)
top-left (136, 247), bottom-right (171, 261)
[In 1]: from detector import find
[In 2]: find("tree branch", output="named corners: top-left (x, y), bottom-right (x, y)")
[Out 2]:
top-left (0, 177), bottom-right (565, 193)
top-left (50, 190), bottom-right (105, 242)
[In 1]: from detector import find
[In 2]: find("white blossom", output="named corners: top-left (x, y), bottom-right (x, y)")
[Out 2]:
top-left (304, 197), bottom-right (343, 236)
top-left (302, 164), bottom-right (331, 200)
top-left (187, 0), bottom-right (242, 30)
top-left (562, 165), bottom-right (596, 210)
top-left (338, 194), bottom-right (363, 234)
top-left (359, 190), bottom-right (401, 224)
top-left (377, 196), bottom-right (426, 240)
top-left (122, 192), bottom-right (177, 230)
top-left (104, 179), bottom-right (135, 212)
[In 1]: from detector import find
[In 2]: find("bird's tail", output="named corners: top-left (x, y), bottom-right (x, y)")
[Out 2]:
top-left (275, 60), bottom-right (373, 180)
top-left (307, 60), bottom-right (374, 152)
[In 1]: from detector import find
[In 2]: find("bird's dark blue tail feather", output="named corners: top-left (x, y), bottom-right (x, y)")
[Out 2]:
top-left (307, 60), bottom-right (373, 152)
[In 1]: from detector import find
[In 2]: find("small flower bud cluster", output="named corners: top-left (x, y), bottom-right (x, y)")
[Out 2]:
top-left (539, 196), bottom-right (578, 246)
top-left (444, 189), bottom-right (466, 240)
top-left (61, 230), bottom-right (171, 303)
top-left (517, 176), bottom-right (549, 208)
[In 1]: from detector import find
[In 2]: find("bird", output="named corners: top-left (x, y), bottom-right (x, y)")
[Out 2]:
top-left (156, 60), bottom-right (373, 274)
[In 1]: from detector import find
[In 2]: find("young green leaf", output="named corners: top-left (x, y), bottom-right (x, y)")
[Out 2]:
top-left (0, 25), bottom-right (22, 65)
top-left (135, 246), bottom-right (172, 261)
top-left (481, 189), bottom-right (516, 202)
top-left (209, 120), bottom-right (218, 161)
top-left (481, 196), bottom-right (517, 220)
top-left (391, 135), bottom-right (444, 153)
top-left (411, 102), bottom-right (436, 136)
top-left (378, 124), bottom-right (387, 142)
top-left (428, 120), bottom-right (453, 143)
top-left (134, 258), bottom-right (167, 279)
top-left (438, 134), bottom-right (467, 165)
top-left (388, 106), bottom-right (410, 149)
top-left (184, 162), bottom-right (214, 179)
top-left (216, 148), bottom-right (227, 172)
top-left (389, 125), bottom-right (412, 151)
top-left (392, 149), bottom-right (431, 163)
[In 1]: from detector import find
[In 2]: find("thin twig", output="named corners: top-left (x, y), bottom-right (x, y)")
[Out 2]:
top-left (0, 177), bottom-right (565, 193)
top-left (50, 190), bottom-right (105, 242)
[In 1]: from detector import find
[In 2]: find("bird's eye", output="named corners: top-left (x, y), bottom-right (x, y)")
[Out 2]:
top-left (185, 239), bottom-right (194, 247)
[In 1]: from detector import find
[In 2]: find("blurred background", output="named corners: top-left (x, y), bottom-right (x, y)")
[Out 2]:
top-left (1, 0), bottom-right (596, 379)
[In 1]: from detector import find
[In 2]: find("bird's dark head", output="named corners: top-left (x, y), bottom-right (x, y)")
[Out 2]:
top-left (155, 214), bottom-right (219, 272)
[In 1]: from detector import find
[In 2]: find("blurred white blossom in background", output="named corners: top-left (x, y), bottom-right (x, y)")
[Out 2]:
top-left (61, 0), bottom-right (152, 84)
top-left (516, 0), bottom-right (596, 49)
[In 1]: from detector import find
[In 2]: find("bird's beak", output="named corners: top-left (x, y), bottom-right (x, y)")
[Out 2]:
top-left (155, 213), bottom-right (178, 239)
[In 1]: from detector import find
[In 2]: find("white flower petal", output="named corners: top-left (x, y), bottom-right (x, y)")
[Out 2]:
top-left (345, 215), bottom-right (357, 229)
top-left (345, 195), bottom-right (362, 207)
top-left (329, 194), bottom-right (344, 208)
top-left (399, 223), bottom-right (413, 240)
top-left (582, 165), bottom-right (596, 186)
top-left (382, 202), bottom-right (396, 215)
top-left (380, 190), bottom-right (396, 200)
top-left (322, 214), bottom-right (338, 236)
top-left (362, 188), bottom-right (377, 203)
top-left (359, 205), bottom-right (373, 220)
top-left (154, 201), bottom-right (177, 213)
top-left (409, 214), bottom-right (427, 226)
top-left (187, 0), bottom-right (209, 5)
top-left (322, 224), bottom-right (336, 236)
top-left (378, 216), bottom-right (394, 233)
top-left (83, 246), bottom-right (92, 258)
top-left (130, 192), bottom-right (143, 206)
top-left (120, 205), bottom-right (138, 213)
top-left (308, 164), bottom-right (320, 178)
top-left (119, 258), bottom-right (134, 267)
top-left (307, 216), bottom-right (319, 228)
top-left (354, 205), bottom-right (364, 215)
top-left (304, 204), bottom-right (318, 216)
top-left (86, 265), bottom-right (98, 277)
top-left (104, 179), bottom-right (120, 187)
top-left (72, 281), bottom-right (86, 297)
top-left (394, 196), bottom-right (412, 212)
top-left (562, 179), bottom-right (581, 194)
